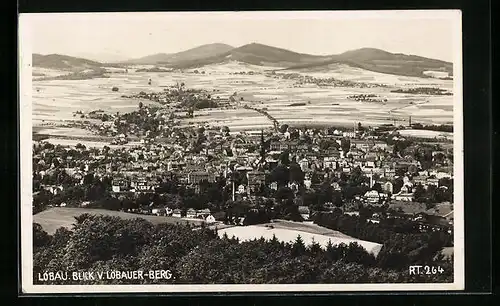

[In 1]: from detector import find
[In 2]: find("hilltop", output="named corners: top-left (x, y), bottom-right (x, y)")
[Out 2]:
top-left (34, 44), bottom-right (453, 78)
top-left (160, 44), bottom-right (452, 78)
top-left (284, 48), bottom-right (453, 78)
top-left (32, 53), bottom-right (103, 71)
top-left (124, 43), bottom-right (234, 65)
top-left (170, 43), bottom-right (330, 69)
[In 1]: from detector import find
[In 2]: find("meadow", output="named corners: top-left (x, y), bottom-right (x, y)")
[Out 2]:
top-left (217, 223), bottom-right (383, 256)
top-left (32, 60), bottom-right (455, 139)
top-left (33, 207), bottom-right (204, 234)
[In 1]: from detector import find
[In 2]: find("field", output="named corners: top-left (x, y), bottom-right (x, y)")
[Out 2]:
top-left (33, 207), bottom-right (204, 234)
top-left (261, 219), bottom-right (354, 238)
top-left (397, 129), bottom-right (453, 140)
top-left (217, 223), bottom-right (383, 256)
top-left (32, 61), bottom-right (454, 144)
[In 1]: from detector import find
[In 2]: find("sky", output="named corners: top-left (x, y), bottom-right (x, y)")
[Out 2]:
top-left (21, 11), bottom-right (461, 63)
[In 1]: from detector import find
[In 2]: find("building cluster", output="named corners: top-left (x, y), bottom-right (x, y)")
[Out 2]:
top-left (33, 85), bottom-right (454, 232)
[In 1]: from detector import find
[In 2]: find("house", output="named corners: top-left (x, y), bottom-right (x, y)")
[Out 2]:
top-left (304, 179), bottom-right (312, 189)
top-left (343, 131), bottom-right (356, 138)
top-left (42, 185), bottom-right (64, 195)
top-left (364, 190), bottom-right (381, 204)
top-left (172, 209), bottom-right (182, 218)
top-left (288, 182), bottom-right (299, 191)
top-left (112, 178), bottom-right (129, 193)
top-left (269, 141), bottom-right (281, 151)
top-left (324, 148), bottom-right (341, 158)
top-left (132, 178), bottom-right (158, 193)
top-left (197, 208), bottom-right (211, 218)
top-left (383, 168), bottom-right (396, 179)
top-left (368, 213), bottom-right (381, 224)
top-left (383, 181), bottom-right (394, 194)
top-left (247, 171), bottom-right (266, 193)
top-left (238, 184), bottom-right (246, 194)
top-left (279, 143), bottom-right (289, 151)
top-left (205, 214), bottom-right (216, 224)
top-left (151, 208), bottom-right (165, 216)
top-left (187, 171), bottom-right (214, 184)
top-left (298, 206), bottom-right (310, 220)
top-left (413, 175), bottom-right (428, 186)
top-left (323, 157), bottom-right (337, 170)
top-left (347, 148), bottom-right (365, 159)
top-left (186, 209), bottom-right (197, 218)
top-left (299, 158), bottom-right (309, 172)
top-left (393, 184), bottom-right (414, 201)
top-left (297, 143), bottom-right (309, 152)
top-left (269, 182), bottom-right (278, 191)
top-left (427, 178), bottom-right (440, 186)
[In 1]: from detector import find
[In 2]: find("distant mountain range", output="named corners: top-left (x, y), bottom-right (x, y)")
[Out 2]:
top-left (124, 43), bottom-right (234, 65)
top-left (32, 54), bottom-right (102, 71)
top-left (32, 43), bottom-right (453, 78)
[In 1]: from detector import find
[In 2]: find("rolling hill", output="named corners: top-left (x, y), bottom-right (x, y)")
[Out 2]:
top-left (170, 43), bottom-right (331, 69)
top-left (162, 44), bottom-right (452, 78)
top-left (34, 44), bottom-right (453, 78)
top-left (284, 48), bottom-right (453, 78)
top-left (32, 53), bottom-right (103, 71)
top-left (124, 43), bottom-right (234, 65)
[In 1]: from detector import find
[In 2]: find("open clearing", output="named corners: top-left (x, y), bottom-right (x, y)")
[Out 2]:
top-left (217, 224), bottom-right (383, 256)
top-left (259, 219), bottom-right (354, 238)
top-left (33, 207), bottom-right (203, 234)
top-left (397, 129), bottom-right (453, 140)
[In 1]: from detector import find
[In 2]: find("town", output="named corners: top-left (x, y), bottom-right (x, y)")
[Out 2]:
top-left (32, 84), bottom-right (454, 240)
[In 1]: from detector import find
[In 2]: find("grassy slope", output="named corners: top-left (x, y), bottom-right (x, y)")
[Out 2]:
top-left (285, 48), bottom-right (453, 78)
top-left (33, 207), bottom-right (203, 234)
top-left (33, 54), bottom-right (103, 70)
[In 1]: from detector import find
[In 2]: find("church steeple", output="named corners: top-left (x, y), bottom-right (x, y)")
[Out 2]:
top-left (260, 130), bottom-right (265, 157)
top-left (258, 130), bottom-right (266, 168)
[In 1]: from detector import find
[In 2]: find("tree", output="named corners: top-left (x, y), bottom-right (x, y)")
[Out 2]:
top-left (279, 124), bottom-right (289, 134)
top-left (372, 182), bottom-right (383, 193)
top-left (279, 150), bottom-right (290, 166)
top-left (33, 223), bottom-right (51, 248)
top-left (197, 126), bottom-right (205, 135)
top-left (332, 191), bottom-right (343, 207)
top-left (221, 126), bottom-right (230, 136)
top-left (357, 122), bottom-right (364, 132)
top-left (276, 186), bottom-right (293, 201)
top-left (289, 163), bottom-right (305, 184)
top-left (349, 167), bottom-right (367, 187)
top-left (292, 235), bottom-right (306, 256)
top-left (414, 184), bottom-right (426, 202)
top-left (341, 138), bottom-right (351, 154)
top-left (270, 165), bottom-right (289, 187)
top-left (75, 143), bottom-right (86, 150)
top-left (393, 177), bottom-right (404, 194)
top-left (139, 101), bottom-right (144, 109)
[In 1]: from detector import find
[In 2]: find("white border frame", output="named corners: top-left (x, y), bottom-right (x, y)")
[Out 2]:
top-left (19, 10), bottom-right (464, 294)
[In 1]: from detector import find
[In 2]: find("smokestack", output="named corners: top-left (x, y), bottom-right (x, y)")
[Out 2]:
top-left (232, 180), bottom-right (235, 201)
top-left (409, 116), bottom-right (412, 127)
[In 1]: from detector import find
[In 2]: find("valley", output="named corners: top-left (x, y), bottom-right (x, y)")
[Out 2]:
top-left (31, 44), bottom-right (455, 145)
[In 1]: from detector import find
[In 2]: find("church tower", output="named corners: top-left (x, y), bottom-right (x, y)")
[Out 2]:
top-left (260, 130), bottom-right (266, 159)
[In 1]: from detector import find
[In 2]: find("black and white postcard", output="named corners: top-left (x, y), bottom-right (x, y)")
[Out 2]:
top-left (19, 10), bottom-right (464, 293)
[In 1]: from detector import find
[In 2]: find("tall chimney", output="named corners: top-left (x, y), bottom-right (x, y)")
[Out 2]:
top-left (232, 180), bottom-right (235, 201)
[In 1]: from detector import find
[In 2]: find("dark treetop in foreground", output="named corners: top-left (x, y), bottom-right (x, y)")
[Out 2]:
top-left (33, 214), bottom-right (453, 285)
